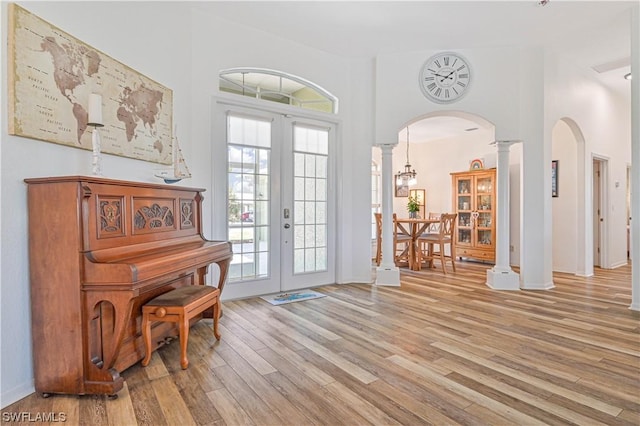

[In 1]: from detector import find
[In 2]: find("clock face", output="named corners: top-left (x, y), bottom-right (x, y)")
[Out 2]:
top-left (419, 52), bottom-right (472, 103)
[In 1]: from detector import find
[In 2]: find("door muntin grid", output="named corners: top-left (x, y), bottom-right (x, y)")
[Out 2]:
top-left (293, 125), bottom-right (329, 274)
top-left (227, 115), bottom-right (271, 282)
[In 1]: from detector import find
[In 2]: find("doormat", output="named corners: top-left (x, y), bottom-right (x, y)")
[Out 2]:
top-left (260, 290), bottom-right (326, 306)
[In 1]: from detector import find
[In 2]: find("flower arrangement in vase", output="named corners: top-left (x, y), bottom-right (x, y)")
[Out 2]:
top-left (407, 196), bottom-right (420, 218)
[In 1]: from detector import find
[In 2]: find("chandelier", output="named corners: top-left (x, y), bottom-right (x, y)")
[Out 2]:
top-left (396, 126), bottom-right (417, 186)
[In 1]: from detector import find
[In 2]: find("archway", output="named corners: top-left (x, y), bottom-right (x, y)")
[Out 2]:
top-left (551, 117), bottom-right (590, 276)
top-left (371, 110), bottom-right (523, 270)
top-left (392, 112), bottom-right (495, 217)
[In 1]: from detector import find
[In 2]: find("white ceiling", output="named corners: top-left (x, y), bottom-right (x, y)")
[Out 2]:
top-left (200, 0), bottom-right (635, 142)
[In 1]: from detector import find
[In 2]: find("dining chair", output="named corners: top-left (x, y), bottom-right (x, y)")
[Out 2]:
top-left (427, 212), bottom-right (441, 233)
top-left (374, 212), bottom-right (382, 265)
top-left (417, 213), bottom-right (457, 274)
top-left (393, 213), bottom-right (412, 266)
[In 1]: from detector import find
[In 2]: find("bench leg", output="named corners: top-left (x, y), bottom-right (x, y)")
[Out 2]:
top-left (141, 312), bottom-right (152, 367)
top-left (213, 300), bottom-right (221, 341)
top-left (179, 314), bottom-right (190, 369)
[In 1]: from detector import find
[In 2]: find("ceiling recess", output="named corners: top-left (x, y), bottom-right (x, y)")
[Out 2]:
top-left (592, 57), bottom-right (631, 73)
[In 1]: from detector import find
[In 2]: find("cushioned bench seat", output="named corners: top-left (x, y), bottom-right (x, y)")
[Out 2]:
top-left (141, 285), bottom-right (221, 369)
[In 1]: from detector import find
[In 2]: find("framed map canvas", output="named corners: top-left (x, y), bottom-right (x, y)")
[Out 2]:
top-left (8, 4), bottom-right (173, 165)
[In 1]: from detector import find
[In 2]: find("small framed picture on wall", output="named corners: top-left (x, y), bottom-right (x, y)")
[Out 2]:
top-left (551, 160), bottom-right (559, 197)
top-left (395, 180), bottom-right (409, 197)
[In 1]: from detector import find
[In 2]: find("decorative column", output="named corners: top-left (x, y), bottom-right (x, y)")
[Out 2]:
top-left (375, 143), bottom-right (400, 286)
top-left (486, 140), bottom-right (521, 290)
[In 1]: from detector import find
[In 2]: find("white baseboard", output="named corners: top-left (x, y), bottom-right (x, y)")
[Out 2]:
top-left (609, 260), bottom-right (630, 269)
top-left (520, 280), bottom-right (556, 290)
top-left (1, 380), bottom-right (34, 410)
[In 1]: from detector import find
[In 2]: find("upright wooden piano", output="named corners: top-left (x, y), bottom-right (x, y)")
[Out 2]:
top-left (24, 176), bottom-right (232, 397)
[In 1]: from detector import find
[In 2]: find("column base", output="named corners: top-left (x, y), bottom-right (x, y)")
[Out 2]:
top-left (520, 280), bottom-right (555, 290)
top-left (375, 265), bottom-right (401, 287)
top-left (486, 267), bottom-right (520, 290)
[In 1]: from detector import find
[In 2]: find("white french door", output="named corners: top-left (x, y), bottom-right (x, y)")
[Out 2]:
top-left (280, 120), bottom-right (335, 290)
top-left (213, 102), bottom-right (336, 299)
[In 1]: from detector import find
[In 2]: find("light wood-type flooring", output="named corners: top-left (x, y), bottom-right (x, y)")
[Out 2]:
top-left (3, 261), bottom-right (639, 425)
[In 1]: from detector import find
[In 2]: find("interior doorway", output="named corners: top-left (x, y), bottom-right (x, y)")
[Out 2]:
top-left (369, 111), bottom-right (524, 270)
top-left (628, 165), bottom-right (632, 260)
top-left (592, 156), bottom-right (608, 268)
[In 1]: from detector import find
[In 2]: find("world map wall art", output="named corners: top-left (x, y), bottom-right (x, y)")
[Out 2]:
top-left (8, 3), bottom-right (174, 165)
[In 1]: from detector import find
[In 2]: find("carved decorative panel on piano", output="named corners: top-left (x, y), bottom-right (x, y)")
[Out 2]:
top-left (24, 176), bottom-right (232, 397)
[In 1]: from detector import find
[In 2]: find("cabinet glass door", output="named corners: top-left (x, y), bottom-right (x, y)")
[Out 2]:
top-left (456, 177), bottom-right (473, 247)
top-left (475, 176), bottom-right (494, 249)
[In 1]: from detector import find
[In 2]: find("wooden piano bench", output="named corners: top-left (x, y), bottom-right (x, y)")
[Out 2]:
top-left (141, 285), bottom-right (221, 370)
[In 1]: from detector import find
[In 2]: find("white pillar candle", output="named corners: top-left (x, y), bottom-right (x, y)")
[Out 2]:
top-left (88, 93), bottom-right (103, 126)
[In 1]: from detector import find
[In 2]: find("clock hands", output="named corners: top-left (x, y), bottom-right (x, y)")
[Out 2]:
top-left (433, 70), bottom-right (456, 83)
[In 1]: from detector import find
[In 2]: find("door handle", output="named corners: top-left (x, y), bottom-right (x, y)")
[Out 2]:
top-left (284, 223), bottom-right (291, 229)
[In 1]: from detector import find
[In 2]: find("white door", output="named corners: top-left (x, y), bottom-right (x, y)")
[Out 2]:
top-left (280, 119), bottom-right (336, 290)
top-left (593, 159), bottom-right (601, 267)
top-left (215, 103), bottom-right (336, 299)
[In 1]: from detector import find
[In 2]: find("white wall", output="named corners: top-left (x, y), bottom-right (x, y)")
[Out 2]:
top-left (375, 46), bottom-right (543, 282)
top-left (0, 0), bottom-right (193, 408)
top-left (375, 47), bottom-right (526, 145)
top-left (188, 6), bottom-right (375, 286)
top-left (552, 120), bottom-right (579, 273)
top-left (548, 55), bottom-right (631, 273)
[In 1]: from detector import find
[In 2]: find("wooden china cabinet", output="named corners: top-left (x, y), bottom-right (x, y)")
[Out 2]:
top-left (451, 168), bottom-right (496, 263)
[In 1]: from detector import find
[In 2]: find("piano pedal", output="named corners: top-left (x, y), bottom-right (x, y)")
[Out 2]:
top-left (90, 355), bottom-right (104, 369)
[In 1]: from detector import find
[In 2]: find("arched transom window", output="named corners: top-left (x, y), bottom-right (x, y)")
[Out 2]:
top-left (219, 68), bottom-right (338, 114)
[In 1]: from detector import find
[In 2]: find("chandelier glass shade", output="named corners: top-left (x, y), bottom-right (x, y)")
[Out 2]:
top-left (396, 126), bottom-right (417, 186)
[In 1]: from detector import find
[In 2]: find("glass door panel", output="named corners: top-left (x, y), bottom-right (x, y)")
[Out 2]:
top-left (477, 229), bottom-right (493, 247)
top-left (455, 176), bottom-right (473, 248)
top-left (458, 228), bottom-right (472, 244)
top-left (476, 177), bottom-right (492, 194)
top-left (218, 104), bottom-right (336, 298)
top-left (292, 128), bottom-right (328, 274)
top-left (476, 175), bottom-right (493, 249)
top-left (227, 115), bottom-right (272, 284)
top-left (282, 121), bottom-right (334, 290)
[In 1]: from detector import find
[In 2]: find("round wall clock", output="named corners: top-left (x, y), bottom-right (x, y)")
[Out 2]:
top-left (419, 52), bottom-right (472, 104)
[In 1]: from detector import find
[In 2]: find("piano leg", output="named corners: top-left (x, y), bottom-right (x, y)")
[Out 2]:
top-left (82, 290), bottom-right (135, 395)
top-left (215, 258), bottom-right (231, 296)
top-left (202, 258), bottom-right (231, 318)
